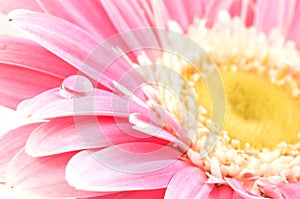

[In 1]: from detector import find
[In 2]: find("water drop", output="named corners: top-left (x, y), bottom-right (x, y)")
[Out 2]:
top-left (60, 75), bottom-right (93, 98)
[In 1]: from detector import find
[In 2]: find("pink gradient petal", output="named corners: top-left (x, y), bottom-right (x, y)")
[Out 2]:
top-left (0, 123), bottom-right (42, 181)
top-left (78, 189), bottom-right (166, 199)
top-left (0, 63), bottom-right (62, 109)
top-left (0, 0), bottom-right (42, 14)
top-left (17, 88), bottom-right (111, 118)
top-left (25, 116), bottom-right (168, 157)
top-left (16, 87), bottom-right (149, 119)
top-left (0, 35), bottom-right (77, 78)
top-left (7, 10), bottom-right (98, 73)
top-left (6, 150), bottom-right (110, 198)
top-left (37, 0), bottom-right (117, 41)
top-left (208, 185), bottom-right (234, 198)
top-left (66, 143), bottom-right (189, 192)
top-left (165, 166), bottom-right (213, 199)
top-left (279, 182), bottom-right (300, 199)
top-left (225, 178), bottom-right (266, 199)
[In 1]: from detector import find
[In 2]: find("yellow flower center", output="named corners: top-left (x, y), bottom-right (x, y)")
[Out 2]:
top-left (196, 70), bottom-right (300, 150)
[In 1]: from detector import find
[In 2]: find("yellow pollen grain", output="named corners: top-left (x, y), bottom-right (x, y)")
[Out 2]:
top-left (195, 71), bottom-right (300, 149)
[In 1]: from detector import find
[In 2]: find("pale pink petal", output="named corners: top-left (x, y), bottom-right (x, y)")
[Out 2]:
top-left (225, 178), bottom-right (266, 199)
top-left (0, 63), bottom-right (62, 109)
top-left (66, 143), bottom-right (189, 192)
top-left (147, 0), bottom-right (171, 28)
top-left (0, 0), bottom-right (42, 14)
top-left (0, 123), bottom-right (41, 181)
top-left (37, 0), bottom-right (117, 41)
top-left (7, 10), bottom-right (98, 75)
top-left (17, 88), bottom-right (149, 119)
top-left (25, 116), bottom-right (168, 157)
top-left (129, 113), bottom-right (189, 150)
top-left (16, 87), bottom-right (147, 118)
top-left (0, 35), bottom-right (77, 78)
top-left (6, 150), bottom-right (110, 198)
top-left (208, 185), bottom-right (234, 198)
top-left (165, 166), bottom-right (213, 199)
top-left (279, 182), bottom-right (300, 199)
top-left (78, 189), bottom-right (166, 199)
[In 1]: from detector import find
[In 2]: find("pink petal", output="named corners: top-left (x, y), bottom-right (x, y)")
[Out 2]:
top-left (6, 150), bottom-right (110, 198)
top-left (225, 178), bottom-right (266, 199)
top-left (279, 182), bottom-right (300, 199)
top-left (229, 0), bottom-right (255, 26)
top-left (0, 63), bottom-right (62, 109)
top-left (7, 10), bottom-right (144, 91)
top-left (184, 0), bottom-right (204, 24)
top-left (261, 187), bottom-right (282, 199)
top-left (208, 185), bottom-right (234, 199)
top-left (163, 0), bottom-right (189, 31)
top-left (0, 123), bottom-right (41, 181)
top-left (37, 0), bottom-right (117, 41)
top-left (205, 0), bottom-right (235, 22)
top-left (25, 116), bottom-right (168, 157)
top-left (0, 35), bottom-right (77, 78)
top-left (287, 2), bottom-right (300, 48)
top-left (0, 0), bottom-right (42, 14)
top-left (78, 189), bottom-right (166, 199)
top-left (7, 10), bottom-right (98, 74)
top-left (66, 142), bottom-right (189, 192)
top-left (255, 0), bottom-right (293, 35)
top-left (165, 166), bottom-right (213, 199)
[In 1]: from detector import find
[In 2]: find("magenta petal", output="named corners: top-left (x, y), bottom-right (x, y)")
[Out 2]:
top-left (0, 63), bottom-right (62, 109)
top-left (25, 116), bottom-right (168, 157)
top-left (6, 150), bottom-right (110, 198)
top-left (225, 178), bottom-right (266, 199)
top-left (0, 123), bottom-right (41, 181)
top-left (208, 185), bottom-right (234, 199)
top-left (0, 35), bottom-right (77, 78)
top-left (165, 166), bottom-right (213, 199)
top-left (7, 10), bottom-right (98, 72)
top-left (0, 0), bottom-right (42, 14)
top-left (66, 142), bottom-right (189, 192)
top-left (78, 189), bottom-right (165, 199)
top-left (279, 182), bottom-right (300, 199)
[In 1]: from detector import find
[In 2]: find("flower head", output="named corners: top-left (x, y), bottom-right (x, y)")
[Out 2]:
top-left (1, 0), bottom-right (300, 198)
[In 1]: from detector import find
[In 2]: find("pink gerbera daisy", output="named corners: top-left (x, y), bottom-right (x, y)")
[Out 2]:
top-left (1, 0), bottom-right (300, 198)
